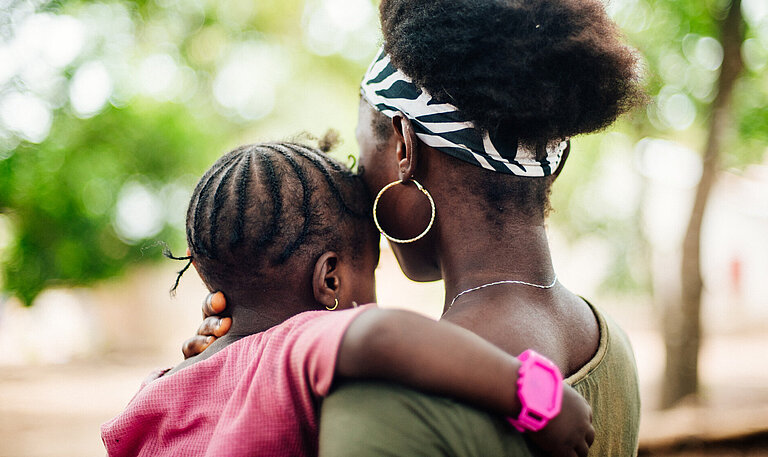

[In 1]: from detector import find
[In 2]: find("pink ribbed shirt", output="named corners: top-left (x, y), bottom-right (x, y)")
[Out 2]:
top-left (101, 306), bottom-right (368, 457)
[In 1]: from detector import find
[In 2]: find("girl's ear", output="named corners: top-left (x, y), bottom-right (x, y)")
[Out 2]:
top-left (392, 113), bottom-right (420, 180)
top-left (312, 251), bottom-right (340, 309)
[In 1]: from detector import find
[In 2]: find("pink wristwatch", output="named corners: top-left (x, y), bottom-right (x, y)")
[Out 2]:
top-left (507, 349), bottom-right (564, 432)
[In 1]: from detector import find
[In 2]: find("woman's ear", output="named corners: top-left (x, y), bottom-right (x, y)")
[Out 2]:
top-left (312, 251), bottom-right (340, 309)
top-left (392, 113), bottom-right (419, 180)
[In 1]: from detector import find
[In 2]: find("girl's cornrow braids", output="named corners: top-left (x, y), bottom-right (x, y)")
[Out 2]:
top-left (254, 150), bottom-right (283, 249)
top-left (207, 156), bottom-right (244, 259)
top-left (190, 153), bottom-right (242, 257)
top-left (274, 146), bottom-right (315, 263)
top-left (230, 151), bottom-right (253, 247)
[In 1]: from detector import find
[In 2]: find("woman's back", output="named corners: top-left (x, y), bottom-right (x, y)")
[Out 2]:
top-left (443, 285), bottom-right (600, 377)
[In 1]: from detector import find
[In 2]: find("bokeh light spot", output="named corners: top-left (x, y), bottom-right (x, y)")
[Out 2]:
top-left (742, 0), bottom-right (768, 28)
top-left (138, 53), bottom-right (180, 101)
top-left (658, 87), bottom-right (697, 131)
top-left (114, 181), bottom-right (165, 243)
top-left (42, 14), bottom-right (85, 68)
top-left (212, 42), bottom-right (281, 120)
top-left (302, 0), bottom-right (378, 60)
top-left (694, 36), bottom-right (724, 71)
top-left (0, 92), bottom-right (52, 143)
top-left (742, 38), bottom-right (768, 72)
top-left (69, 61), bottom-right (113, 118)
top-left (0, 213), bottom-right (14, 255)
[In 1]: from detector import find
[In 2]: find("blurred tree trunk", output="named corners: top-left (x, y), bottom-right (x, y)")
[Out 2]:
top-left (661, 0), bottom-right (744, 409)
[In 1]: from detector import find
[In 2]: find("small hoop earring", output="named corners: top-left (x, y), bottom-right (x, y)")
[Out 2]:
top-left (372, 179), bottom-right (436, 244)
top-left (326, 298), bottom-right (339, 311)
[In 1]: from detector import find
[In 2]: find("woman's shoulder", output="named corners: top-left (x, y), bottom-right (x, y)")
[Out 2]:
top-left (568, 299), bottom-right (641, 455)
top-left (566, 299), bottom-right (639, 387)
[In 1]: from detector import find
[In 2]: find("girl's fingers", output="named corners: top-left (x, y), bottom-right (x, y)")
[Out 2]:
top-left (213, 317), bottom-right (232, 337)
top-left (197, 316), bottom-right (225, 337)
top-left (202, 291), bottom-right (227, 317)
top-left (182, 335), bottom-right (214, 359)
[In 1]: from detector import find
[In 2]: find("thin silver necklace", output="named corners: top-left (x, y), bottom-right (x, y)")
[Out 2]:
top-left (444, 275), bottom-right (558, 315)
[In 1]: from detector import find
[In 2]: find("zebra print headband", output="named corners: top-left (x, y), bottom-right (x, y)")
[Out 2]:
top-left (361, 47), bottom-right (568, 177)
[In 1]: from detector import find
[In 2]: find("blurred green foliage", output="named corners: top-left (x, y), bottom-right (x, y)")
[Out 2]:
top-left (0, 102), bottom-right (225, 303)
top-left (0, 0), bottom-right (766, 304)
top-left (0, 0), bottom-right (376, 304)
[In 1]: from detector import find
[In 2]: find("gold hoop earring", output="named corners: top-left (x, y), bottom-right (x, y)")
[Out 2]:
top-left (372, 179), bottom-right (436, 244)
top-left (326, 298), bottom-right (339, 311)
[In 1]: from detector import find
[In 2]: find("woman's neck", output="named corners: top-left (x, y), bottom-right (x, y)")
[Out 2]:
top-left (417, 146), bottom-right (557, 312)
top-left (436, 220), bottom-right (556, 312)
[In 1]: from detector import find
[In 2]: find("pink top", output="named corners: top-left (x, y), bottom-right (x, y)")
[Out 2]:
top-left (101, 306), bottom-right (370, 457)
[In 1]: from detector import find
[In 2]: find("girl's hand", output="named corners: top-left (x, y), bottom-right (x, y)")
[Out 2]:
top-left (528, 384), bottom-right (595, 457)
top-left (181, 292), bottom-right (231, 359)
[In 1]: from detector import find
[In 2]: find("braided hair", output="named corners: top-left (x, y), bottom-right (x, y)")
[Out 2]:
top-left (178, 142), bottom-right (375, 297)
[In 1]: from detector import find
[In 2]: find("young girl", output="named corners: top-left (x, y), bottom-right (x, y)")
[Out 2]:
top-left (100, 142), bottom-right (593, 457)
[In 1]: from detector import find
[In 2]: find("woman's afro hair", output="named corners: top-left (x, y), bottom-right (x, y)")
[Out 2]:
top-left (380, 0), bottom-right (645, 144)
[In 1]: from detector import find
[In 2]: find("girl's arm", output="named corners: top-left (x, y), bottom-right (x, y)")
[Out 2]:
top-left (336, 308), bottom-right (521, 416)
top-left (336, 308), bottom-right (595, 457)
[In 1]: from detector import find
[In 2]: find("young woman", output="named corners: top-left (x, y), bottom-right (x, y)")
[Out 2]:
top-left (102, 143), bottom-right (593, 457)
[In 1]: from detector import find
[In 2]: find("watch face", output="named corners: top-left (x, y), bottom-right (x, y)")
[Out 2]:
top-left (520, 360), bottom-right (560, 417)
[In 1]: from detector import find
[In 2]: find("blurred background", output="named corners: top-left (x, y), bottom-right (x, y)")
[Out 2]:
top-left (0, 0), bottom-right (766, 455)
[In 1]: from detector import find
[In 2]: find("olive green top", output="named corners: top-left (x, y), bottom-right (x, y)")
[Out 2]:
top-left (318, 301), bottom-right (640, 456)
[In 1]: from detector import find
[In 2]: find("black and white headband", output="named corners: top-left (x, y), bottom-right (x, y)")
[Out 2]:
top-left (361, 47), bottom-right (568, 177)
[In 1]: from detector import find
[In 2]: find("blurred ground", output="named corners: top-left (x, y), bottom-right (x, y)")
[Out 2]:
top-left (1, 245), bottom-right (767, 457)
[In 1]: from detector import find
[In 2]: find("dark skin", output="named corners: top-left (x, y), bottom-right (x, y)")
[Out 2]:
top-left (184, 103), bottom-right (598, 456)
